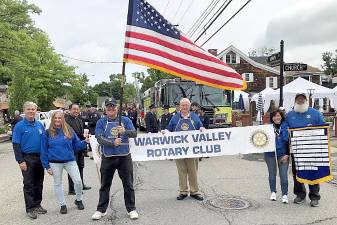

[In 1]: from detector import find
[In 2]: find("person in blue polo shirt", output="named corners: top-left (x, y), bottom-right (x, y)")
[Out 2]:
top-left (12, 102), bottom-right (47, 219)
top-left (165, 98), bottom-right (205, 201)
top-left (91, 98), bottom-right (139, 221)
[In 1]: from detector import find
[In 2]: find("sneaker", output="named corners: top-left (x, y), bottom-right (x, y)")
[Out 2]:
top-left (128, 210), bottom-right (139, 220)
top-left (282, 195), bottom-right (288, 204)
top-left (68, 191), bottom-right (76, 195)
top-left (176, 194), bottom-right (188, 200)
top-left (270, 192), bottom-right (276, 201)
top-left (310, 199), bottom-right (319, 207)
top-left (74, 200), bottom-right (85, 210)
top-left (92, 211), bottom-right (107, 220)
top-left (26, 211), bottom-right (37, 219)
top-left (60, 205), bottom-right (67, 214)
top-left (34, 206), bottom-right (47, 214)
top-left (294, 196), bottom-right (304, 204)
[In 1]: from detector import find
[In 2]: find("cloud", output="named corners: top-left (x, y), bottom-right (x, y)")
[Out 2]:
top-left (263, 0), bottom-right (337, 49)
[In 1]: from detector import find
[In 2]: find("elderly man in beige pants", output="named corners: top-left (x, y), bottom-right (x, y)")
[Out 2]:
top-left (164, 98), bottom-right (205, 201)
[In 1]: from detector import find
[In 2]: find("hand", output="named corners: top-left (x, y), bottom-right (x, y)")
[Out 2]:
top-left (47, 168), bottom-right (53, 175)
top-left (116, 126), bottom-right (125, 134)
top-left (114, 138), bottom-right (122, 146)
top-left (199, 127), bottom-right (206, 132)
top-left (279, 155), bottom-right (289, 163)
top-left (19, 162), bottom-right (27, 171)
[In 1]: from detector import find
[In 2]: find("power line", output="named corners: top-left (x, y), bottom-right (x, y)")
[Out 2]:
top-left (163, 0), bottom-right (171, 16)
top-left (194, 0), bottom-right (232, 43)
top-left (177, 0), bottom-right (196, 25)
top-left (60, 55), bottom-right (123, 64)
top-left (201, 0), bottom-right (252, 47)
top-left (186, 0), bottom-right (220, 37)
top-left (171, 0), bottom-right (184, 23)
top-left (202, 0), bottom-right (229, 33)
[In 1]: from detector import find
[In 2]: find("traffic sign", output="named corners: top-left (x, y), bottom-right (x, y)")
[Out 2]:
top-left (267, 52), bottom-right (280, 63)
top-left (283, 63), bottom-right (307, 71)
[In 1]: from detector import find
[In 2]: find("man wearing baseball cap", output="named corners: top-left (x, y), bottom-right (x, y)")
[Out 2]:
top-left (285, 92), bottom-right (325, 207)
top-left (91, 98), bottom-right (138, 220)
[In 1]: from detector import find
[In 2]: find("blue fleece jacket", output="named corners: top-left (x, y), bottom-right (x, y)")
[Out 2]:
top-left (40, 128), bottom-right (87, 169)
top-left (265, 121), bottom-right (289, 158)
top-left (285, 107), bottom-right (325, 128)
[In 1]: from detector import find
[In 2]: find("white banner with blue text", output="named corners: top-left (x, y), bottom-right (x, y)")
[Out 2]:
top-left (129, 125), bottom-right (275, 161)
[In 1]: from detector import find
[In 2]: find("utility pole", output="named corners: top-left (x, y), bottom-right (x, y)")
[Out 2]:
top-left (279, 40), bottom-right (284, 107)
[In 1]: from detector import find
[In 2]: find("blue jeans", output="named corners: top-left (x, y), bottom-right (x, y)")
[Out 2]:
top-left (264, 155), bottom-right (289, 195)
top-left (50, 161), bottom-right (83, 206)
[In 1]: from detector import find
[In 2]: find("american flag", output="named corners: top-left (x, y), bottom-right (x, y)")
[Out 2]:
top-left (124, 0), bottom-right (246, 90)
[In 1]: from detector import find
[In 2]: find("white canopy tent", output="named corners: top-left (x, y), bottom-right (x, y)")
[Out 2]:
top-left (251, 87), bottom-right (276, 113)
top-left (331, 86), bottom-right (337, 109)
top-left (233, 90), bottom-right (249, 110)
top-left (264, 77), bottom-right (335, 112)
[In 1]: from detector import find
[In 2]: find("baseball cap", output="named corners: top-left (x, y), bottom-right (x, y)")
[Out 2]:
top-left (295, 93), bottom-right (307, 100)
top-left (105, 98), bottom-right (117, 107)
top-left (149, 104), bottom-right (156, 109)
top-left (163, 105), bottom-right (169, 109)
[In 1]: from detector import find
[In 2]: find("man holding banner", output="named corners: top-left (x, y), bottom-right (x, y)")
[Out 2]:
top-left (286, 93), bottom-right (325, 207)
top-left (165, 98), bottom-right (205, 201)
top-left (91, 99), bottom-right (139, 220)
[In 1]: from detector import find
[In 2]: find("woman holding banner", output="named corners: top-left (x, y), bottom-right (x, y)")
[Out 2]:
top-left (40, 111), bottom-right (89, 214)
top-left (264, 109), bottom-right (289, 203)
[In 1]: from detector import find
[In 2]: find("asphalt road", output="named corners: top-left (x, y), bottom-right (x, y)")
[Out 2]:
top-left (1, 141), bottom-right (337, 225)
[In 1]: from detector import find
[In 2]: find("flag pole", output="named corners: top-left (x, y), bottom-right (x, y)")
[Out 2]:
top-left (118, 62), bottom-right (126, 125)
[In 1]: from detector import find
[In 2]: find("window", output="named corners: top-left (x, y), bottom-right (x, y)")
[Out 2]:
top-left (225, 52), bottom-right (239, 64)
top-left (266, 77), bottom-right (278, 88)
top-left (242, 73), bottom-right (254, 82)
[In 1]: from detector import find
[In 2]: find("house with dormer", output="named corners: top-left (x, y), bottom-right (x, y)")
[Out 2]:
top-left (216, 45), bottom-right (280, 93)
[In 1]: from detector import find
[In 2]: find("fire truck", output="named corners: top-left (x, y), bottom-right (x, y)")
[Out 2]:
top-left (139, 79), bottom-right (233, 129)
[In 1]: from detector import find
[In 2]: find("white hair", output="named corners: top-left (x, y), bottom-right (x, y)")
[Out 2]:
top-left (180, 98), bottom-right (191, 105)
top-left (294, 101), bottom-right (309, 113)
top-left (23, 101), bottom-right (38, 110)
top-left (14, 110), bottom-right (20, 116)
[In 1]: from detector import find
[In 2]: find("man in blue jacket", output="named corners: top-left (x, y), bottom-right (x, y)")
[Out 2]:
top-left (12, 102), bottom-right (47, 219)
top-left (286, 93), bottom-right (325, 207)
top-left (165, 98), bottom-right (205, 201)
top-left (91, 98), bottom-right (139, 220)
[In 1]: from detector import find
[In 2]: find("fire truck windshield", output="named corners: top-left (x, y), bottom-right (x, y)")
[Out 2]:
top-left (167, 84), bottom-right (200, 105)
top-left (200, 86), bottom-right (230, 107)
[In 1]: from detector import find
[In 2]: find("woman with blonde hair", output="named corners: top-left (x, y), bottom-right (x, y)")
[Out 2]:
top-left (41, 111), bottom-right (89, 214)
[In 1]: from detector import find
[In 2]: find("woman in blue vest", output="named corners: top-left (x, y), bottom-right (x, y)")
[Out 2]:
top-left (165, 98), bottom-right (205, 201)
top-left (264, 108), bottom-right (289, 203)
top-left (41, 111), bottom-right (89, 214)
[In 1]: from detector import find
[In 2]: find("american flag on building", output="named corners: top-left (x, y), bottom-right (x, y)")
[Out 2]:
top-left (123, 0), bottom-right (246, 90)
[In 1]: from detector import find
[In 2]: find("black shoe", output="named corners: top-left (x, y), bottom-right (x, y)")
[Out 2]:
top-left (83, 185), bottom-right (91, 190)
top-left (60, 205), bottom-right (67, 214)
top-left (310, 199), bottom-right (319, 207)
top-left (294, 196), bottom-right (304, 204)
top-left (84, 152), bottom-right (89, 157)
top-left (190, 194), bottom-right (204, 201)
top-left (176, 194), bottom-right (188, 200)
top-left (90, 156), bottom-right (94, 160)
top-left (68, 191), bottom-right (76, 195)
top-left (74, 200), bottom-right (85, 210)
top-left (34, 206), bottom-right (47, 214)
top-left (26, 211), bottom-right (37, 219)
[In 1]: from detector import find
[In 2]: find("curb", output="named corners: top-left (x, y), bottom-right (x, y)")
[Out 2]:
top-left (0, 134), bottom-right (10, 143)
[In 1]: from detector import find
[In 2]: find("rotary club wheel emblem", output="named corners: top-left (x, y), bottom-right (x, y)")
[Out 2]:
top-left (181, 123), bottom-right (190, 131)
top-left (250, 130), bottom-right (269, 148)
top-left (111, 127), bottom-right (118, 136)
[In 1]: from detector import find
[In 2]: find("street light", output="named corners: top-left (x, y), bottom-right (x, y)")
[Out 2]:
top-left (307, 88), bottom-right (315, 107)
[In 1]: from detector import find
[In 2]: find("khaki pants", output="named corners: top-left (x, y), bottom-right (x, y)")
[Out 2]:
top-left (175, 158), bottom-right (199, 195)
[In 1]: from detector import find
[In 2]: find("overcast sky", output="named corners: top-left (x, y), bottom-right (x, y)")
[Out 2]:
top-left (28, 0), bottom-right (337, 86)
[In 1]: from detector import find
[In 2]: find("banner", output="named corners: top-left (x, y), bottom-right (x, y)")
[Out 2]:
top-left (129, 125), bottom-right (275, 161)
top-left (289, 126), bottom-right (333, 184)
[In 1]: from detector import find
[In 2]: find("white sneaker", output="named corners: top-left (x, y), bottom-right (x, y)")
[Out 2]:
top-left (128, 210), bottom-right (139, 220)
top-left (92, 211), bottom-right (107, 220)
top-left (282, 195), bottom-right (288, 204)
top-left (270, 192), bottom-right (276, 201)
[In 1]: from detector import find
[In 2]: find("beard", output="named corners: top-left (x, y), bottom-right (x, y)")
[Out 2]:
top-left (294, 101), bottom-right (309, 113)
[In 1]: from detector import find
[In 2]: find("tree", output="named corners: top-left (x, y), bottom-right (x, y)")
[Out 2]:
top-left (248, 47), bottom-right (276, 57)
top-left (322, 50), bottom-right (337, 76)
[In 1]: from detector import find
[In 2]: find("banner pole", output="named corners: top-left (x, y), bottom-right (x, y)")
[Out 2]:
top-left (118, 62), bottom-right (126, 126)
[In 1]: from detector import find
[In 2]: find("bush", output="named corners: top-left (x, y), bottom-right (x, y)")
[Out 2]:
top-left (0, 128), bottom-right (6, 134)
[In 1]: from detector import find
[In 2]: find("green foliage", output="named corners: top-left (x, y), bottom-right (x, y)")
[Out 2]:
top-left (1, 0), bottom-right (86, 111)
top-left (135, 68), bottom-right (174, 92)
top-left (322, 50), bottom-right (337, 76)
